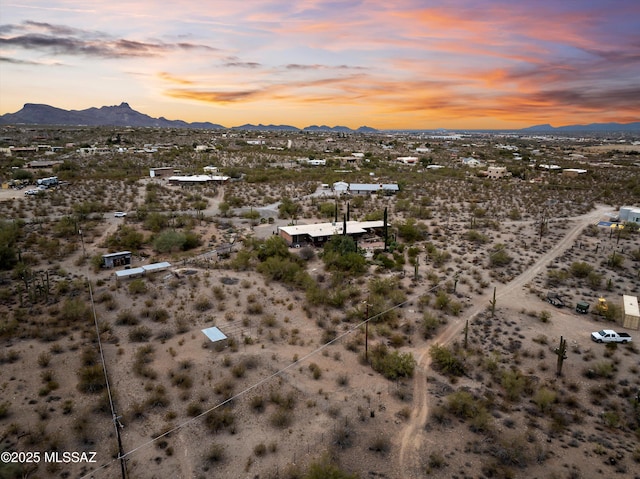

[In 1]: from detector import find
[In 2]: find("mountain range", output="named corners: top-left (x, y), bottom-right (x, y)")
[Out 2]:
top-left (0, 102), bottom-right (638, 133)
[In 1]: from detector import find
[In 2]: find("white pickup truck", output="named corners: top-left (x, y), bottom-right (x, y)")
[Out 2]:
top-left (591, 329), bottom-right (632, 344)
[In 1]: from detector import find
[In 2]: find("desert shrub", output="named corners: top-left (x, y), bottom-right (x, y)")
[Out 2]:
top-left (434, 291), bottom-right (450, 310)
top-left (369, 435), bottom-right (391, 454)
top-left (489, 245), bottom-right (512, 267)
top-left (253, 442), bottom-right (267, 457)
top-left (194, 296), bottom-right (212, 312)
top-left (501, 369), bottom-right (525, 402)
top-left (116, 309), bottom-right (139, 325)
top-left (607, 252), bottom-right (623, 268)
top-left (0, 401), bottom-right (9, 419)
top-left (213, 378), bottom-right (235, 400)
top-left (303, 455), bottom-right (359, 479)
top-left (422, 312), bottom-right (443, 339)
top-left (153, 230), bottom-right (189, 253)
top-left (145, 386), bottom-right (170, 409)
top-left (231, 363), bottom-right (246, 378)
top-left (270, 408), bottom-right (292, 428)
top-left (205, 443), bottom-right (226, 463)
top-left (427, 452), bottom-right (447, 470)
top-left (128, 279), bottom-right (147, 295)
top-left (250, 395), bottom-right (265, 412)
top-left (187, 402), bottom-right (203, 417)
top-left (205, 408), bottom-right (235, 433)
top-left (169, 371), bottom-right (193, 389)
top-left (77, 364), bottom-right (106, 394)
top-left (322, 235), bottom-right (366, 275)
top-left (546, 269), bottom-right (569, 287)
top-left (570, 261), bottom-right (593, 278)
top-left (143, 307), bottom-right (170, 323)
top-left (533, 387), bottom-right (557, 414)
top-left (585, 361), bottom-right (615, 379)
top-left (465, 230), bottom-right (489, 244)
top-left (129, 325), bottom-right (152, 342)
top-left (308, 363), bottom-right (322, 380)
top-left (369, 345), bottom-right (415, 380)
top-left (60, 298), bottom-right (90, 323)
top-left (133, 345), bottom-right (156, 378)
top-left (446, 390), bottom-right (485, 420)
top-left (37, 351), bottom-right (51, 368)
top-left (430, 344), bottom-right (465, 377)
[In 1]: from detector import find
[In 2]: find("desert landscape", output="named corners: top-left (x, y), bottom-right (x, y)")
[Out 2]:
top-left (1, 126), bottom-right (639, 479)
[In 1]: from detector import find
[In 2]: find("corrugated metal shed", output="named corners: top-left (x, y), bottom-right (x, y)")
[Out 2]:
top-left (621, 295), bottom-right (640, 330)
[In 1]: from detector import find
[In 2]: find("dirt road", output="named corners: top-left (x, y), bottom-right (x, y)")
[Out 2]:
top-left (396, 205), bottom-right (610, 478)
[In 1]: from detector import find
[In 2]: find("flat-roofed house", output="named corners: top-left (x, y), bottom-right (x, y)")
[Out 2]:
top-left (278, 220), bottom-right (384, 246)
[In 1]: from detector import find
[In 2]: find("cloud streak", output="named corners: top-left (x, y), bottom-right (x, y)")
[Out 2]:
top-left (0, 21), bottom-right (216, 59)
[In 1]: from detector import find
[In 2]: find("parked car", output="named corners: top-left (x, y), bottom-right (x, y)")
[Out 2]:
top-left (591, 329), bottom-right (632, 344)
top-left (114, 212), bottom-right (127, 217)
top-left (24, 189), bottom-right (39, 195)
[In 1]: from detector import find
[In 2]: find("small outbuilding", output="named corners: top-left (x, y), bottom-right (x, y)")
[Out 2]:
top-left (620, 295), bottom-right (640, 330)
top-left (102, 251), bottom-right (132, 268)
top-left (201, 326), bottom-right (228, 347)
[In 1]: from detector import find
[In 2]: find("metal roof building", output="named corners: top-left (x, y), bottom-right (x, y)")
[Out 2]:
top-left (278, 220), bottom-right (384, 246)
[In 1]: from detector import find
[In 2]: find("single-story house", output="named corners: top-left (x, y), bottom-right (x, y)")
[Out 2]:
top-left (461, 157), bottom-right (482, 167)
top-left (397, 156), bottom-right (418, 165)
top-left (619, 206), bottom-right (640, 225)
top-left (562, 168), bottom-right (588, 177)
top-left (168, 175), bottom-right (230, 186)
top-left (349, 183), bottom-right (399, 195)
top-left (278, 220), bottom-right (384, 246)
top-left (149, 167), bottom-right (175, 178)
top-left (486, 166), bottom-right (510, 179)
top-left (333, 181), bottom-right (349, 194)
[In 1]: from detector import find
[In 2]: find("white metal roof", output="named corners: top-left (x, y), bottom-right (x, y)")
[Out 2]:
top-left (115, 267), bottom-right (144, 278)
top-left (142, 262), bottom-right (171, 272)
top-left (103, 251), bottom-right (131, 258)
top-left (349, 183), bottom-right (399, 191)
top-left (623, 295), bottom-right (639, 317)
top-left (168, 175), bottom-right (230, 182)
top-left (201, 326), bottom-right (228, 343)
top-left (279, 220), bottom-right (384, 238)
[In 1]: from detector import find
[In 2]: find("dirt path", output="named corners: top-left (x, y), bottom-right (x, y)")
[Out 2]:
top-left (396, 205), bottom-right (611, 478)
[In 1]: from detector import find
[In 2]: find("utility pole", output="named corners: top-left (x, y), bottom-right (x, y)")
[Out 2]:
top-left (383, 207), bottom-right (388, 252)
top-left (88, 280), bottom-right (127, 479)
top-left (79, 229), bottom-right (86, 258)
top-left (364, 301), bottom-right (369, 362)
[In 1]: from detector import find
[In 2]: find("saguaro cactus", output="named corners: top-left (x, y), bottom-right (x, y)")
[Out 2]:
top-left (489, 286), bottom-right (497, 317)
top-left (555, 336), bottom-right (568, 377)
top-left (464, 319), bottom-right (469, 350)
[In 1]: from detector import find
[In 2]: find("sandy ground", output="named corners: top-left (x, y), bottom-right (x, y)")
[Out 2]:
top-left (1, 184), bottom-right (638, 479)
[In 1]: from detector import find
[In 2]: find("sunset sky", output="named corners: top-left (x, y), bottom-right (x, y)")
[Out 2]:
top-left (1, 0), bottom-right (639, 129)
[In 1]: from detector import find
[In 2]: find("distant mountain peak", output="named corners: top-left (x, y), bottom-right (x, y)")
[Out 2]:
top-left (0, 102), bottom-right (225, 129)
top-left (0, 102), bottom-right (383, 132)
top-left (521, 121), bottom-right (640, 133)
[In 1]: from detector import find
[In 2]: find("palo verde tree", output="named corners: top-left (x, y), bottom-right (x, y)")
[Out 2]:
top-left (322, 235), bottom-right (366, 275)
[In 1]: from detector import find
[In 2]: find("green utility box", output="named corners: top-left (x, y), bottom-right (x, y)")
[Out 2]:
top-left (576, 301), bottom-right (590, 314)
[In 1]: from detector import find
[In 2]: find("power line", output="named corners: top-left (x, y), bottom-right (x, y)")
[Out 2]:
top-left (87, 279), bottom-right (127, 479)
